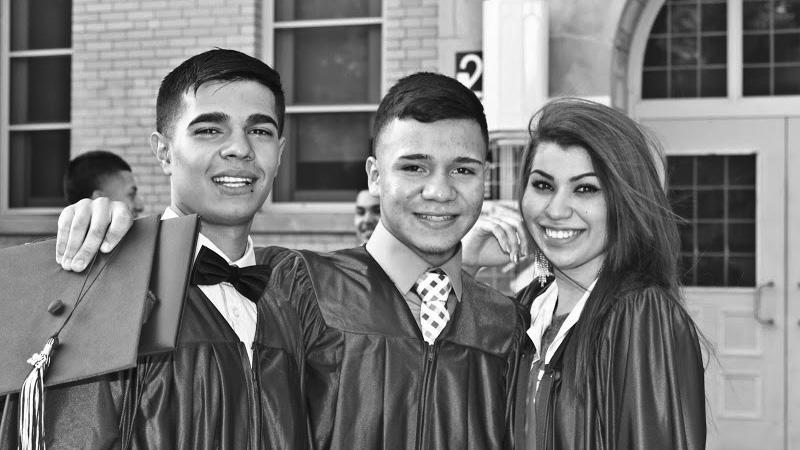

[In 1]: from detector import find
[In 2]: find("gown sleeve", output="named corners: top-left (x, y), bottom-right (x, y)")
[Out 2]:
top-left (597, 288), bottom-right (706, 450)
top-left (265, 249), bottom-right (343, 450)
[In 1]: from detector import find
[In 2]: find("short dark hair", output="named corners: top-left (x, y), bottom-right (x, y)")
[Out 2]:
top-left (63, 150), bottom-right (132, 203)
top-left (372, 72), bottom-right (488, 150)
top-left (156, 48), bottom-right (286, 137)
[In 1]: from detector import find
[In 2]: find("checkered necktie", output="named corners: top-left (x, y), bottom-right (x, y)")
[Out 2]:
top-left (414, 269), bottom-right (452, 345)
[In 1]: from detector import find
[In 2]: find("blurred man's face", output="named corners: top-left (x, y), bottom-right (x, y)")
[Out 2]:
top-left (354, 189), bottom-right (380, 244)
top-left (95, 170), bottom-right (144, 218)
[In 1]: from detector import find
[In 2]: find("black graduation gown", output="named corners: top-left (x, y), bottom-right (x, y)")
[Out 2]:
top-left (515, 279), bottom-right (706, 450)
top-left (272, 246), bottom-right (527, 450)
top-left (0, 246), bottom-right (334, 450)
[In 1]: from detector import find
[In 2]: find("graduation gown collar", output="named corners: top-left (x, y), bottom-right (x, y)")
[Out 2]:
top-left (528, 278), bottom-right (598, 371)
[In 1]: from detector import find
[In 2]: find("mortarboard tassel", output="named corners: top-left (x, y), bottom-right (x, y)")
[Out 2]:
top-left (18, 337), bottom-right (58, 450)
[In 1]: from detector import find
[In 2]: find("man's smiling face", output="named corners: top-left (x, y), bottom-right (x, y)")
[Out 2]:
top-left (367, 117), bottom-right (487, 266)
top-left (152, 80), bottom-right (285, 227)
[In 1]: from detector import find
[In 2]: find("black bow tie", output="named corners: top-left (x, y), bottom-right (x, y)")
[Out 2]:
top-left (190, 246), bottom-right (269, 302)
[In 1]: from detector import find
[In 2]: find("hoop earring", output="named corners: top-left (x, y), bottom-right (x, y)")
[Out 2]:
top-left (533, 247), bottom-right (552, 287)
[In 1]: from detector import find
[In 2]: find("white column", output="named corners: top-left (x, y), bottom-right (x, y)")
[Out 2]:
top-left (483, 0), bottom-right (548, 132)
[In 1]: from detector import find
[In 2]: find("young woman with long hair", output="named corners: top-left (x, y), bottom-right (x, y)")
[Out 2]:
top-left (465, 97), bottom-right (706, 449)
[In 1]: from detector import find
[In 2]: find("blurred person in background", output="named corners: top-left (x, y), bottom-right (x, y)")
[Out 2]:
top-left (63, 150), bottom-right (145, 217)
top-left (354, 189), bottom-right (380, 245)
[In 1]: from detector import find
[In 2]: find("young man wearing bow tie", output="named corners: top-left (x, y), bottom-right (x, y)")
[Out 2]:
top-left (55, 72), bottom-right (528, 449)
top-left (35, 49), bottom-right (334, 450)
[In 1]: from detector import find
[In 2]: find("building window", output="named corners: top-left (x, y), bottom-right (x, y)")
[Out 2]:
top-left (642, 0), bottom-right (800, 99)
top-left (668, 154), bottom-right (756, 287)
top-left (743, 0), bottom-right (800, 95)
top-left (272, 0), bottom-right (382, 202)
top-left (642, 0), bottom-right (728, 99)
top-left (2, 0), bottom-right (71, 209)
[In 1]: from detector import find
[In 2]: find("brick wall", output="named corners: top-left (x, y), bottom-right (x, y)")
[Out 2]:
top-left (384, 0), bottom-right (439, 89)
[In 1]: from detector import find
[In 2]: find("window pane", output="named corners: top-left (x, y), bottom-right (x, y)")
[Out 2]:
top-left (729, 154), bottom-right (756, 184)
top-left (697, 189), bottom-right (725, 218)
top-left (645, 38), bottom-right (668, 66)
top-left (642, 70), bottom-right (668, 98)
top-left (9, 130), bottom-right (70, 208)
top-left (275, 0), bottom-right (381, 21)
top-left (642, 0), bottom-right (727, 99)
top-left (670, 188), bottom-right (695, 219)
top-left (702, 35), bottom-right (727, 64)
top-left (775, 33), bottom-right (800, 62)
top-left (774, 65), bottom-right (800, 94)
top-left (274, 112), bottom-right (374, 202)
top-left (666, 155), bottom-right (756, 287)
top-left (743, 34), bottom-right (771, 63)
top-left (697, 222), bottom-right (725, 251)
top-left (743, 67), bottom-right (771, 95)
top-left (743, 1), bottom-right (771, 31)
top-left (729, 223), bottom-right (756, 252)
top-left (679, 223), bottom-right (694, 252)
top-left (729, 189), bottom-right (756, 218)
top-left (696, 256), bottom-right (725, 286)
top-left (10, 56), bottom-right (71, 124)
top-left (671, 69), bottom-right (699, 97)
top-left (702, 3), bottom-right (727, 31)
top-left (11, 0), bottom-right (71, 50)
top-left (672, 4), bottom-right (700, 33)
top-left (697, 155), bottom-right (725, 184)
top-left (774, 0), bottom-right (800, 29)
top-left (672, 37), bottom-right (699, 65)
top-left (276, 26), bottom-right (381, 105)
top-left (668, 156), bottom-right (694, 186)
top-left (700, 68), bottom-right (727, 96)
top-left (728, 257), bottom-right (756, 286)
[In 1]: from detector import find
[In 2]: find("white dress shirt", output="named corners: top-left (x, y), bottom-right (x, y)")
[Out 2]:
top-left (162, 208), bottom-right (258, 364)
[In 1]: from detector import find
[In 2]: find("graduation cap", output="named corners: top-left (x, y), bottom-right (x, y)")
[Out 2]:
top-left (0, 214), bottom-right (198, 447)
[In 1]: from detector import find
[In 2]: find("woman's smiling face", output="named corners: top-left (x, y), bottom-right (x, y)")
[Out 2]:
top-left (521, 141), bottom-right (607, 285)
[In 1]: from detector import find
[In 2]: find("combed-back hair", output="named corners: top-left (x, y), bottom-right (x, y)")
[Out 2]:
top-left (156, 48), bottom-right (285, 137)
top-left (518, 97), bottom-right (693, 392)
top-left (63, 150), bottom-right (132, 203)
top-left (372, 72), bottom-right (488, 150)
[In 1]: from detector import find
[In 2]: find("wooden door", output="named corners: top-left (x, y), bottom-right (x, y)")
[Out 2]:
top-left (644, 117), bottom-right (787, 449)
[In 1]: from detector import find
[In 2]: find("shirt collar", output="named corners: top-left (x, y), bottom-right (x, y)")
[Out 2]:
top-left (365, 221), bottom-right (463, 301)
top-left (527, 278), bottom-right (597, 365)
top-left (161, 207), bottom-right (255, 268)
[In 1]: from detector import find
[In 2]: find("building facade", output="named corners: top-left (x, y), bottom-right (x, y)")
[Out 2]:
top-left (1, 0), bottom-right (799, 447)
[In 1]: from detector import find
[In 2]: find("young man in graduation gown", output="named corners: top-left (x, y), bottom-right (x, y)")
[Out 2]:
top-left (54, 73), bottom-right (528, 448)
top-left (264, 72), bottom-right (528, 449)
top-left (2, 49), bottom-right (335, 450)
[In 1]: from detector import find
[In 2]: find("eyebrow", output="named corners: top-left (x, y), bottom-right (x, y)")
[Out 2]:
top-left (187, 112), bottom-right (228, 127)
top-left (187, 112), bottom-right (278, 129)
top-left (397, 154), bottom-right (483, 165)
top-left (531, 169), bottom-right (597, 182)
top-left (245, 113), bottom-right (279, 128)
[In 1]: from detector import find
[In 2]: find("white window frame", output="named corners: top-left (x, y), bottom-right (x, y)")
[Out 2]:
top-left (260, 0), bottom-right (384, 217)
top-left (629, 0), bottom-right (800, 120)
top-left (0, 0), bottom-right (72, 233)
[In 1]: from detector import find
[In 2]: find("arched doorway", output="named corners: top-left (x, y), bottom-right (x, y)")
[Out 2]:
top-left (619, 1), bottom-right (800, 448)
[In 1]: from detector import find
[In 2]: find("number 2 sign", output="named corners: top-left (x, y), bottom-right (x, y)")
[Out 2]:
top-left (455, 51), bottom-right (483, 99)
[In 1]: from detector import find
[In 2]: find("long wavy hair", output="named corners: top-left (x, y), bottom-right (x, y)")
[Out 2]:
top-left (518, 97), bottom-right (687, 391)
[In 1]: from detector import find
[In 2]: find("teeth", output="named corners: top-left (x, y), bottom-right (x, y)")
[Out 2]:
top-left (419, 214), bottom-right (453, 222)
top-left (213, 176), bottom-right (253, 187)
top-left (545, 228), bottom-right (579, 239)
